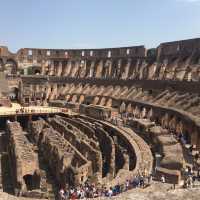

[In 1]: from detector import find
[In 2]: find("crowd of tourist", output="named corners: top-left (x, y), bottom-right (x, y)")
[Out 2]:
top-left (183, 166), bottom-right (200, 188)
top-left (15, 107), bottom-right (36, 114)
top-left (59, 174), bottom-right (152, 200)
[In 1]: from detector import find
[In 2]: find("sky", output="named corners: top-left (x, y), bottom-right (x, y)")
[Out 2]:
top-left (0, 0), bottom-right (200, 52)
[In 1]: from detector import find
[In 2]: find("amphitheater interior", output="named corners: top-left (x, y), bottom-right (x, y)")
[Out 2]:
top-left (0, 38), bottom-right (200, 199)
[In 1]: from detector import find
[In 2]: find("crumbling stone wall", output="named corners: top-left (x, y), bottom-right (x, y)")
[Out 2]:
top-left (30, 119), bottom-right (92, 187)
top-left (7, 121), bottom-right (40, 194)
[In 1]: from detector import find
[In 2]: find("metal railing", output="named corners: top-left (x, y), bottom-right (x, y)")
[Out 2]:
top-left (0, 107), bottom-right (62, 116)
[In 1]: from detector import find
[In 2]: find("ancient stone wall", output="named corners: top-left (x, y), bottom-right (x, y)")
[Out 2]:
top-left (7, 121), bottom-right (40, 194)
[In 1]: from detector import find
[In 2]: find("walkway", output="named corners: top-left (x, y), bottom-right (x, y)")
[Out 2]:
top-left (0, 103), bottom-right (63, 117)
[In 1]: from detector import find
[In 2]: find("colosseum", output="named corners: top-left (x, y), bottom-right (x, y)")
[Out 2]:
top-left (0, 38), bottom-right (200, 199)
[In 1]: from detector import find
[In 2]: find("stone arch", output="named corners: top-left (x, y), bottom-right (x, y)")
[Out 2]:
top-left (9, 87), bottom-right (19, 101)
top-left (34, 68), bottom-right (41, 75)
top-left (4, 58), bottom-right (18, 75)
top-left (85, 60), bottom-right (92, 77)
top-left (23, 174), bottom-right (33, 191)
top-left (23, 172), bottom-right (40, 191)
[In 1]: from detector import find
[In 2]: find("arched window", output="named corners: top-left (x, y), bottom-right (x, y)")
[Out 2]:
top-left (90, 50), bottom-right (93, 56)
top-left (28, 50), bottom-right (32, 56)
top-left (127, 49), bottom-right (130, 55)
top-left (46, 50), bottom-right (51, 56)
top-left (108, 51), bottom-right (111, 58)
top-left (81, 51), bottom-right (85, 57)
top-left (65, 51), bottom-right (68, 58)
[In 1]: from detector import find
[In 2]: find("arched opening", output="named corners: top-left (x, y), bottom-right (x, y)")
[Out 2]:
top-left (4, 59), bottom-right (17, 75)
top-left (34, 69), bottom-right (41, 75)
top-left (9, 87), bottom-right (19, 101)
top-left (23, 174), bottom-right (33, 191)
top-left (23, 172), bottom-right (40, 191)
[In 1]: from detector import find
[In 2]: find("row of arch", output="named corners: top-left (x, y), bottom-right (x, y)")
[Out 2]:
top-left (119, 101), bottom-right (199, 146)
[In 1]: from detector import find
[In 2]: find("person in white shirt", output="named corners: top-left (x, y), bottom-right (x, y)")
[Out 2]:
top-left (59, 188), bottom-right (65, 200)
top-left (108, 187), bottom-right (113, 197)
top-left (161, 175), bottom-right (165, 183)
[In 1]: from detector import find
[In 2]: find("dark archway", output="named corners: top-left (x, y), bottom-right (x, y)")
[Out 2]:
top-left (9, 87), bottom-right (19, 101)
top-left (23, 172), bottom-right (40, 191)
top-left (34, 69), bottom-right (41, 75)
top-left (23, 174), bottom-right (33, 191)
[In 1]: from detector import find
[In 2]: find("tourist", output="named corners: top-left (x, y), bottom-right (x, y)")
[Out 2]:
top-left (77, 188), bottom-right (81, 198)
top-left (64, 189), bottom-right (69, 200)
top-left (108, 187), bottom-right (113, 198)
top-left (80, 189), bottom-right (85, 199)
top-left (125, 179), bottom-right (130, 190)
top-left (59, 188), bottom-right (65, 200)
top-left (115, 183), bottom-right (121, 194)
top-left (161, 175), bottom-right (165, 183)
top-left (132, 176), bottom-right (139, 188)
top-left (70, 187), bottom-right (74, 195)
top-left (139, 175), bottom-right (145, 188)
top-left (71, 190), bottom-right (78, 200)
